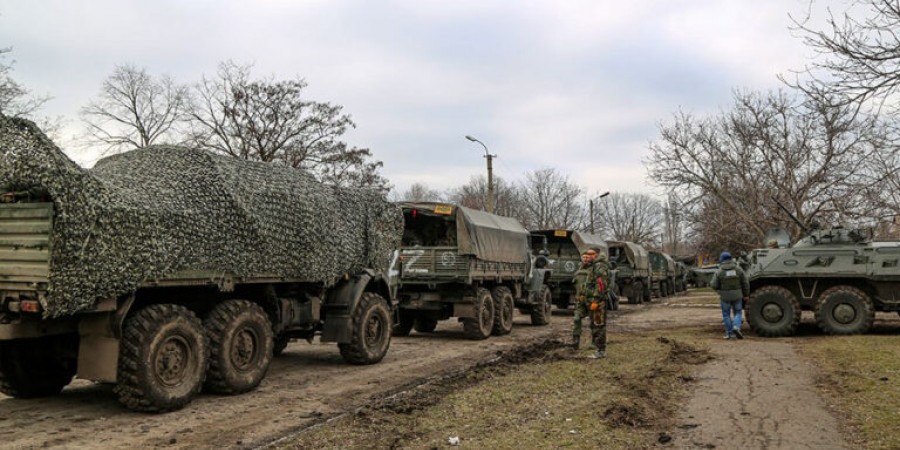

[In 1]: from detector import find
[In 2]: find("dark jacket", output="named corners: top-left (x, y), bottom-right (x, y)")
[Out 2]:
top-left (710, 260), bottom-right (749, 302)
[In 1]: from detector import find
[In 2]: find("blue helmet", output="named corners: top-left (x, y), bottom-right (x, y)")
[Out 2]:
top-left (719, 251), bottom-right (733, 263)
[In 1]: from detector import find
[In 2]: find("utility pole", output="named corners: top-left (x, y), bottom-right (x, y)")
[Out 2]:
top-left (465, 135), bottom-right (497, 213)
top-left (589, 191), bottom-right (610, 234)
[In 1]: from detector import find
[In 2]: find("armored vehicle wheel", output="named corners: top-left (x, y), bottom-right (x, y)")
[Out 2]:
top-left (392, 310), bottom-right (415, 337)
top-left (414, 318), bottom-right (439, 333)
top-left (491, 286), bottom-right (515, 336)
top-left (273, 334), bottom-right (290, 356)
top-left (814, 286), bottom-right (874, 335)
top-left (0, 335), bottom-right (77, 399)
top-left (115, 304), bottom-right (209, 412)
top-left (530, 284), bottom-right (553, 326)
top-left (204, 300), bottom-right (274, 394)
top-left (748, 286), bottom-right (801, 337)
top-left (463, 288), bottom-right (495, 340)
top-left (339, 292), bottom-right (392, 365)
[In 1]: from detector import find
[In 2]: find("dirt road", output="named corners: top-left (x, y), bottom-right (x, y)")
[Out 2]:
top-left (2, 292), bottom-right (894, 450)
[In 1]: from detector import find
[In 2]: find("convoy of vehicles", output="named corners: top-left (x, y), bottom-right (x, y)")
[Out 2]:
top-left (648, 250), bottom-right (676, 298)
top-left (608, 241), bottom-right (652, 304)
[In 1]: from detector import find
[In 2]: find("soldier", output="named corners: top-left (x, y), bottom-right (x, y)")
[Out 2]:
top-left (710, 251), bottom-right (750, 340)
top-left (571, 246), bottom-right (611, 359)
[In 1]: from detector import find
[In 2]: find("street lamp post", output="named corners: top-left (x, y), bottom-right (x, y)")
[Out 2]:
top-left (589, 191), bottom-right (610, 234)
top-left (465, 135), bottom-right (497, 213)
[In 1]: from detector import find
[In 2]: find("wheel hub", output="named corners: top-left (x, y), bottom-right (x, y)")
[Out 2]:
top-left (231, 329), bottom-right (258, 371)
top-left (761, 303), bottom-right (784, 322)
top-left (365, 314), bottom-right (384, 348)
top-left (832, 303), bottom-right (857, 324)
top-left (156, 337), bottom-right (189, 386)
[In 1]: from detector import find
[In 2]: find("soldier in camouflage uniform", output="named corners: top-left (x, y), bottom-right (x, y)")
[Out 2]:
top-left (571, 246), bottom-right (611, 359)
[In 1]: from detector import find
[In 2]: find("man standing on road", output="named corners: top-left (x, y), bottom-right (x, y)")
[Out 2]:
top-left (710, 251), bottom-right (750, 340)
top-left (571, 247), bottom-right (611, 358)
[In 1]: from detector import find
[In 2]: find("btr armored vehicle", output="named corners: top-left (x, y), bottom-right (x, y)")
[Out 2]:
top-left (748, 226), bottom-right (900, 336)
top-left (608, 241), bottom-right (651, 304)
top-left (394, 203), bottom-right (552, 340)
top-left (530, 229), bottom-right (607, 310)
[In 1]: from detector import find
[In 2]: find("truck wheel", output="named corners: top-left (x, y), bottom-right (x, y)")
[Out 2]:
top-left (392, 310), bottom-right (415, 337)
top-left (748, 286), bottom-right (801, 337)
top-left (490, 286), bottom-right (514, 336)
top-left (273, 334), bottom-right (290, 357)
top-left (115, 304), bottom-right (209, 412)
top-left (0, 335), bottom-right (77, 398)
top-left (642, 281), bottom-right (651, 303)
top-left (414, 318), bottom-right (439, 333)
top-left (814, 286), bottom-right (874, 335)
top-left (463, 288), bottom-right (495, 340)
top-left (530, 285), bottom-right (553, 326)
top-left (339, 292), bottom-right (392, 365)
top-left (204, 300), bottom-right (274, 394)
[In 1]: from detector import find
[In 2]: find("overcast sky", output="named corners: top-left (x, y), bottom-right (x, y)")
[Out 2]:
top-left (0, 0), bottom-right (833, 197)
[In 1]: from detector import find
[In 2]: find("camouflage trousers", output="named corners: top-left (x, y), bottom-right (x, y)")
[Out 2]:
top-left (573, 300), bottom-right (607, 352)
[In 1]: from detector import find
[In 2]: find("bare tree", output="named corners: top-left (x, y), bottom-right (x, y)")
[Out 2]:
top-left (0, 47), bottom-right (49, 118)
top-left (186, 61), bottom-right (387, 190)
top-left (80, 64), bottom-right (189, 151)
top-left (448, 175), bottom-right (523, 219)
top-left (791, 0), bottom-right (900, 105)
top-left (594, 192), bottom-right (663, 247)
top-left (390, 182), bottom-right (443, 202)
top-left (516, 168), bottom-right (585, 230)
top-left (647, 89), bottom-right (890, 251)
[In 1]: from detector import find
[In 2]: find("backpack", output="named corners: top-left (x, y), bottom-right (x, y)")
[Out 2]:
top-left (717, 267), bottom-right (742, 291)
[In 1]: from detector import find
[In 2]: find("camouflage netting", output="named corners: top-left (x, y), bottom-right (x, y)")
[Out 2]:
top-left (0, 115), bottom-right (402, 318)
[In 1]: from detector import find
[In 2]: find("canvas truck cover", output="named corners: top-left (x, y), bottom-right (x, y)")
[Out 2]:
top-left (609, 241), bottom-right (650, 270)
top-left (401, 203), bottom-right (530, 264)
top-left (0, 115), bottom-right (403, 318)
top-left (532, 229), bottom-right (607, 254)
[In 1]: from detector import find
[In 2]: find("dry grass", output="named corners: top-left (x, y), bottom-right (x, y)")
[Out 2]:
top-left (278, 330), bottom-right (711, 450)
top-left (799, 334), bottom-right (900, 450)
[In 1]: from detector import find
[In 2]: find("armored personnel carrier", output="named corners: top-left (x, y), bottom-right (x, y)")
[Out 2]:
top-left (747, 202), bottom-right (900, 336)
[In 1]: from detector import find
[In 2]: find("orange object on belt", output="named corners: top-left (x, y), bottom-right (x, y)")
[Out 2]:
top-left (590, 302), bottom-right (600, 311)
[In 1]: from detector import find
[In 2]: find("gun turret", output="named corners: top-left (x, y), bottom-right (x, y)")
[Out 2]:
top-left (771, 197), bottom-right (810, 235)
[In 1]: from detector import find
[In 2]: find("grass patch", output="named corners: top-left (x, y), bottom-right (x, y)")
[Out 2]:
top-left (799, 335), bottom-right (900, 450)
top-left (277, 330), bottom-right (711, 450)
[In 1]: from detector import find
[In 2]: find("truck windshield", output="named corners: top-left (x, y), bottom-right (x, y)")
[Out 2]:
top-left (401, 210), bottom-right (457, 247)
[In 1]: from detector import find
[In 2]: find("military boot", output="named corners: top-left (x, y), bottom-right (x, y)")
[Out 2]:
top-left (571, 335), bottom-right (581, 350)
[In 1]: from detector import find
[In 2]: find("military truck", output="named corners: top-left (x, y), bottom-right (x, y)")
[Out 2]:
top-left (530, 229), bottom-right (607, 310)
top-left (648, 251), bottom-right (676, 298)
top-left (394, 203), bottom-right (552, 339)
top-left (0, 117), bottom-right (401, 412)
top-left (747, 201), bottom-right (900, 336)
top-left (608, 241), bottom-right (651, 304)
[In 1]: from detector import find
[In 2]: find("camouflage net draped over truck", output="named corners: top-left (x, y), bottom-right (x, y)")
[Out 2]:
top-left (0, 115), bottom-right (402, 318)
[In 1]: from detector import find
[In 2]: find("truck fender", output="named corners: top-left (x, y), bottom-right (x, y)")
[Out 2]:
top-left (321, 270), bottom-right (392, 343)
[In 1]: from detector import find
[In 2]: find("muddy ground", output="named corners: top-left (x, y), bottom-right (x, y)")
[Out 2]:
top-left (1, 291), bottom-right (897, 449)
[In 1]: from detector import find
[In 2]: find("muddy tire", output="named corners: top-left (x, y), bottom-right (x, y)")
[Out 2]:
top-left (463, 288), bottom-right (495, 340)
top-left (748, 286), bottom-right (801, 337)
top-left (642, 280), bottom-right (651, 303)
top-left (0, 335), bottom-right (77, 398)
top-left (491, 286), bottom-right (514, 336)
top-left (273, 334), bottom-right (290, 357)
top-left (115, 304), bottom-right (209, 412)
top-left (339, 292), bottom-right (392, 365)
top-left (814, 286), bottom-right (874, 335)
top-left (413, 318), bottom-right (439, 333)
top-left (204, 300), bottom-right (274, 394)
top-left (530, 285), bottom-right (553, 326)
top-left (392, 310), bottom-right (415, 337)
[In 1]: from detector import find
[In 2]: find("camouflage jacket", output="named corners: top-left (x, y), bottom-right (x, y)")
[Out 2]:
top-left (572, 257), bottom-right (610, 302)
